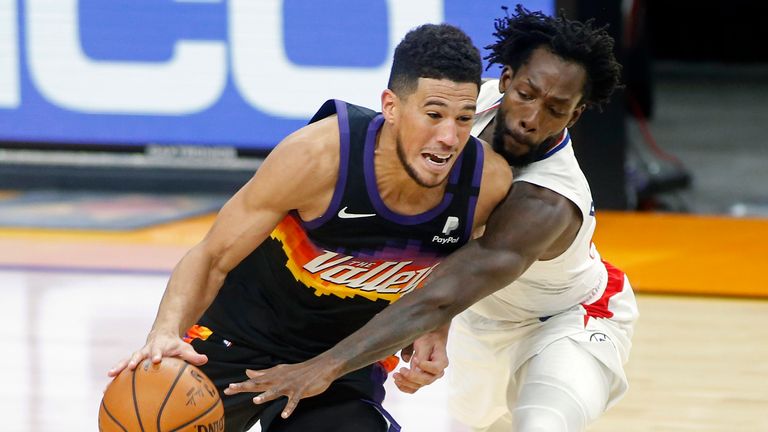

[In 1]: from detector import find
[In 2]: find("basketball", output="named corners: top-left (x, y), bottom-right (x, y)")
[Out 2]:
top-left (99, 357), bottom-right (225, 431)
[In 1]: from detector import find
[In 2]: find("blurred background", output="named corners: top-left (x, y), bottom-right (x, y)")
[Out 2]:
top-left (1, 0), bottom-right (766, 215)
top-left (1, 1), bottom-right (766, 431)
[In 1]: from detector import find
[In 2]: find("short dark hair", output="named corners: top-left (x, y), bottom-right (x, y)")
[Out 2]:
top-left (388, 24), bottom-right (482, 97)
top-left (486, 5), bottom-right (622, 109)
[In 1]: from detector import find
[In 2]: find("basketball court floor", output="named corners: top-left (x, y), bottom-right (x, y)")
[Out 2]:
top-left (1, 211), bottom-right (767, 431)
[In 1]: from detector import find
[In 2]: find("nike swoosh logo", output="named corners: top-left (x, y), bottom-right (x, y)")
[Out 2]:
top-left (338, 206), bottom-right (376, 219)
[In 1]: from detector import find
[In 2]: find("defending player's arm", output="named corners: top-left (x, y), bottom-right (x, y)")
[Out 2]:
top-left (391, 139), bottom-right (508, 393)
top-left (108, 117), bottom-right (341, 377)
top-left (227, 179), bottom-right (580, 420)
top-left (343, 181), bottom-right (578, 357)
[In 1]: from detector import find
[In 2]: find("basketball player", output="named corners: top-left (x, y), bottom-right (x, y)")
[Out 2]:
top-left (228, 6), bottom-right (639, 432)
top-left (108, 24), bottom-right (512, 432)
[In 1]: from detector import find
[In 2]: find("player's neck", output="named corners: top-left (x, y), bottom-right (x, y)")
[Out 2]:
top-left (478, 117), bottom-right (495, 144)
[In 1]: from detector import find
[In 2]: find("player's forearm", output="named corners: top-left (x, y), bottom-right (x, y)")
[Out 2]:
top-left (321, 246), bottom-right (524, 376)
top-left (433, 322), bottom-right (451, 338)
top-left (318, 282), bottom-right (458, 377)
top-left (150, 246), bottom-right (227, 337)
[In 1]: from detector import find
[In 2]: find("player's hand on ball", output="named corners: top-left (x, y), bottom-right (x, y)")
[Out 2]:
top-left (107, 330), bottom-right (207, 378)
top-left (100, 358), bottom-right (224, 432)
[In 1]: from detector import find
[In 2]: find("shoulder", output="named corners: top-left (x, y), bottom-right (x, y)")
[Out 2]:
top-left (479, 139), bottom-right (512, 193)
top-left (512, 144), bottom-right (590, 213)
top-left (241, 115), bottom-right (341, 213)
top-left (472, 139), bottom-right (513, 228)
top-left (276, 114), bottom-right (340, 162)
top-left (501, 180), bottom-right (582, 242)
top-left (502, 180), bottom-right (582, 259)
top-left (262, 114), bottom-right (342, 187)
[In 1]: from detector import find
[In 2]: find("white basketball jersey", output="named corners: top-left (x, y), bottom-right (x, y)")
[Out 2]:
top-left (469, 80), bottom-right (608, 322)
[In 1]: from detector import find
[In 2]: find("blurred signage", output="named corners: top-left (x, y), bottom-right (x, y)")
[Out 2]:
top-left (0, 0), bottom-right (552, 150)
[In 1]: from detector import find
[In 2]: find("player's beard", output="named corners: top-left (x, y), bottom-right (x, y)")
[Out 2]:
top-left (396, 135), bottom-right (446, 189)
top-left (491, 106), bottom-right (553, 168)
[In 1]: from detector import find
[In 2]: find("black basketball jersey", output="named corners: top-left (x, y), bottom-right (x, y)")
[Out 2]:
top-left (199, 100), bottom-right (484, 363)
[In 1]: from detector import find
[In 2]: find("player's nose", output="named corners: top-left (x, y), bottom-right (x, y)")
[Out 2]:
top-left (436, 119), bottom-right (460, 148)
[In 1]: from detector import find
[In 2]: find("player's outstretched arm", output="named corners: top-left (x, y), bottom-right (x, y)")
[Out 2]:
top-left (390, 139), bottom-right (511, 394)
top-left (226, 181), bottom-right (579, 418)
top-left (108, 117), bottom-right (341, 378)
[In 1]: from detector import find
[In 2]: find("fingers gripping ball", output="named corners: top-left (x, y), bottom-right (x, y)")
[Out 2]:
top-left (99, 357), bottom-right (224, 431)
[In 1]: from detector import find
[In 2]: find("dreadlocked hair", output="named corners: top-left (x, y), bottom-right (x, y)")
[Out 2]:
top-left (485, 4), bottom-right (622, 110)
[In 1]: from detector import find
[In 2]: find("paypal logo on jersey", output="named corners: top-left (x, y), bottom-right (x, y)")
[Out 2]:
top-left (0, 0), bottom-right (552, 150)
top-left (433, 216), bottom-right (460, 244)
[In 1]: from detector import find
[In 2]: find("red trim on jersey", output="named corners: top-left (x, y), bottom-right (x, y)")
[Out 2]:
top-left (378, 355), bottom-right (400, 373)
top-left (544, 130), bottom-right (567, 153)
top-left (182, 324), bottom-right (212, 343)
top-left (476, 99), bottom-right (502, 115)
top-left (583, 260), bottom-right (625, 327)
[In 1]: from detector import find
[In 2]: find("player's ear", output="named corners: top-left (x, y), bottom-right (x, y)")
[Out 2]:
top-left (499, 66), bottom-right (514, 93)
top-left (381, 89), bottom-right (398, 124)
top-left (567, 104), bottom-right (586, 128)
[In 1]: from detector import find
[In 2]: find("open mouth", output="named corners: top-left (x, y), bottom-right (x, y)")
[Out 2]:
top-left (422, 152), bottom-right (453, 167)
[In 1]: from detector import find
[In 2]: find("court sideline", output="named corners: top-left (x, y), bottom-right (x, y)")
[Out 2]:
top-left (1, 211), bottom-right (766, 431)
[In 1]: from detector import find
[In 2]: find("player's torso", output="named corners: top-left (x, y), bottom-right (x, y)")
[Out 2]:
top-left (470, 84), bottom-right (607, 321)
top-left (203, 100), bottom-right (484, 361)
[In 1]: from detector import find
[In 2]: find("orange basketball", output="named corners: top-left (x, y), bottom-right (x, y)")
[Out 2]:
top-left (99, 357), bottom-right (225, 431)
